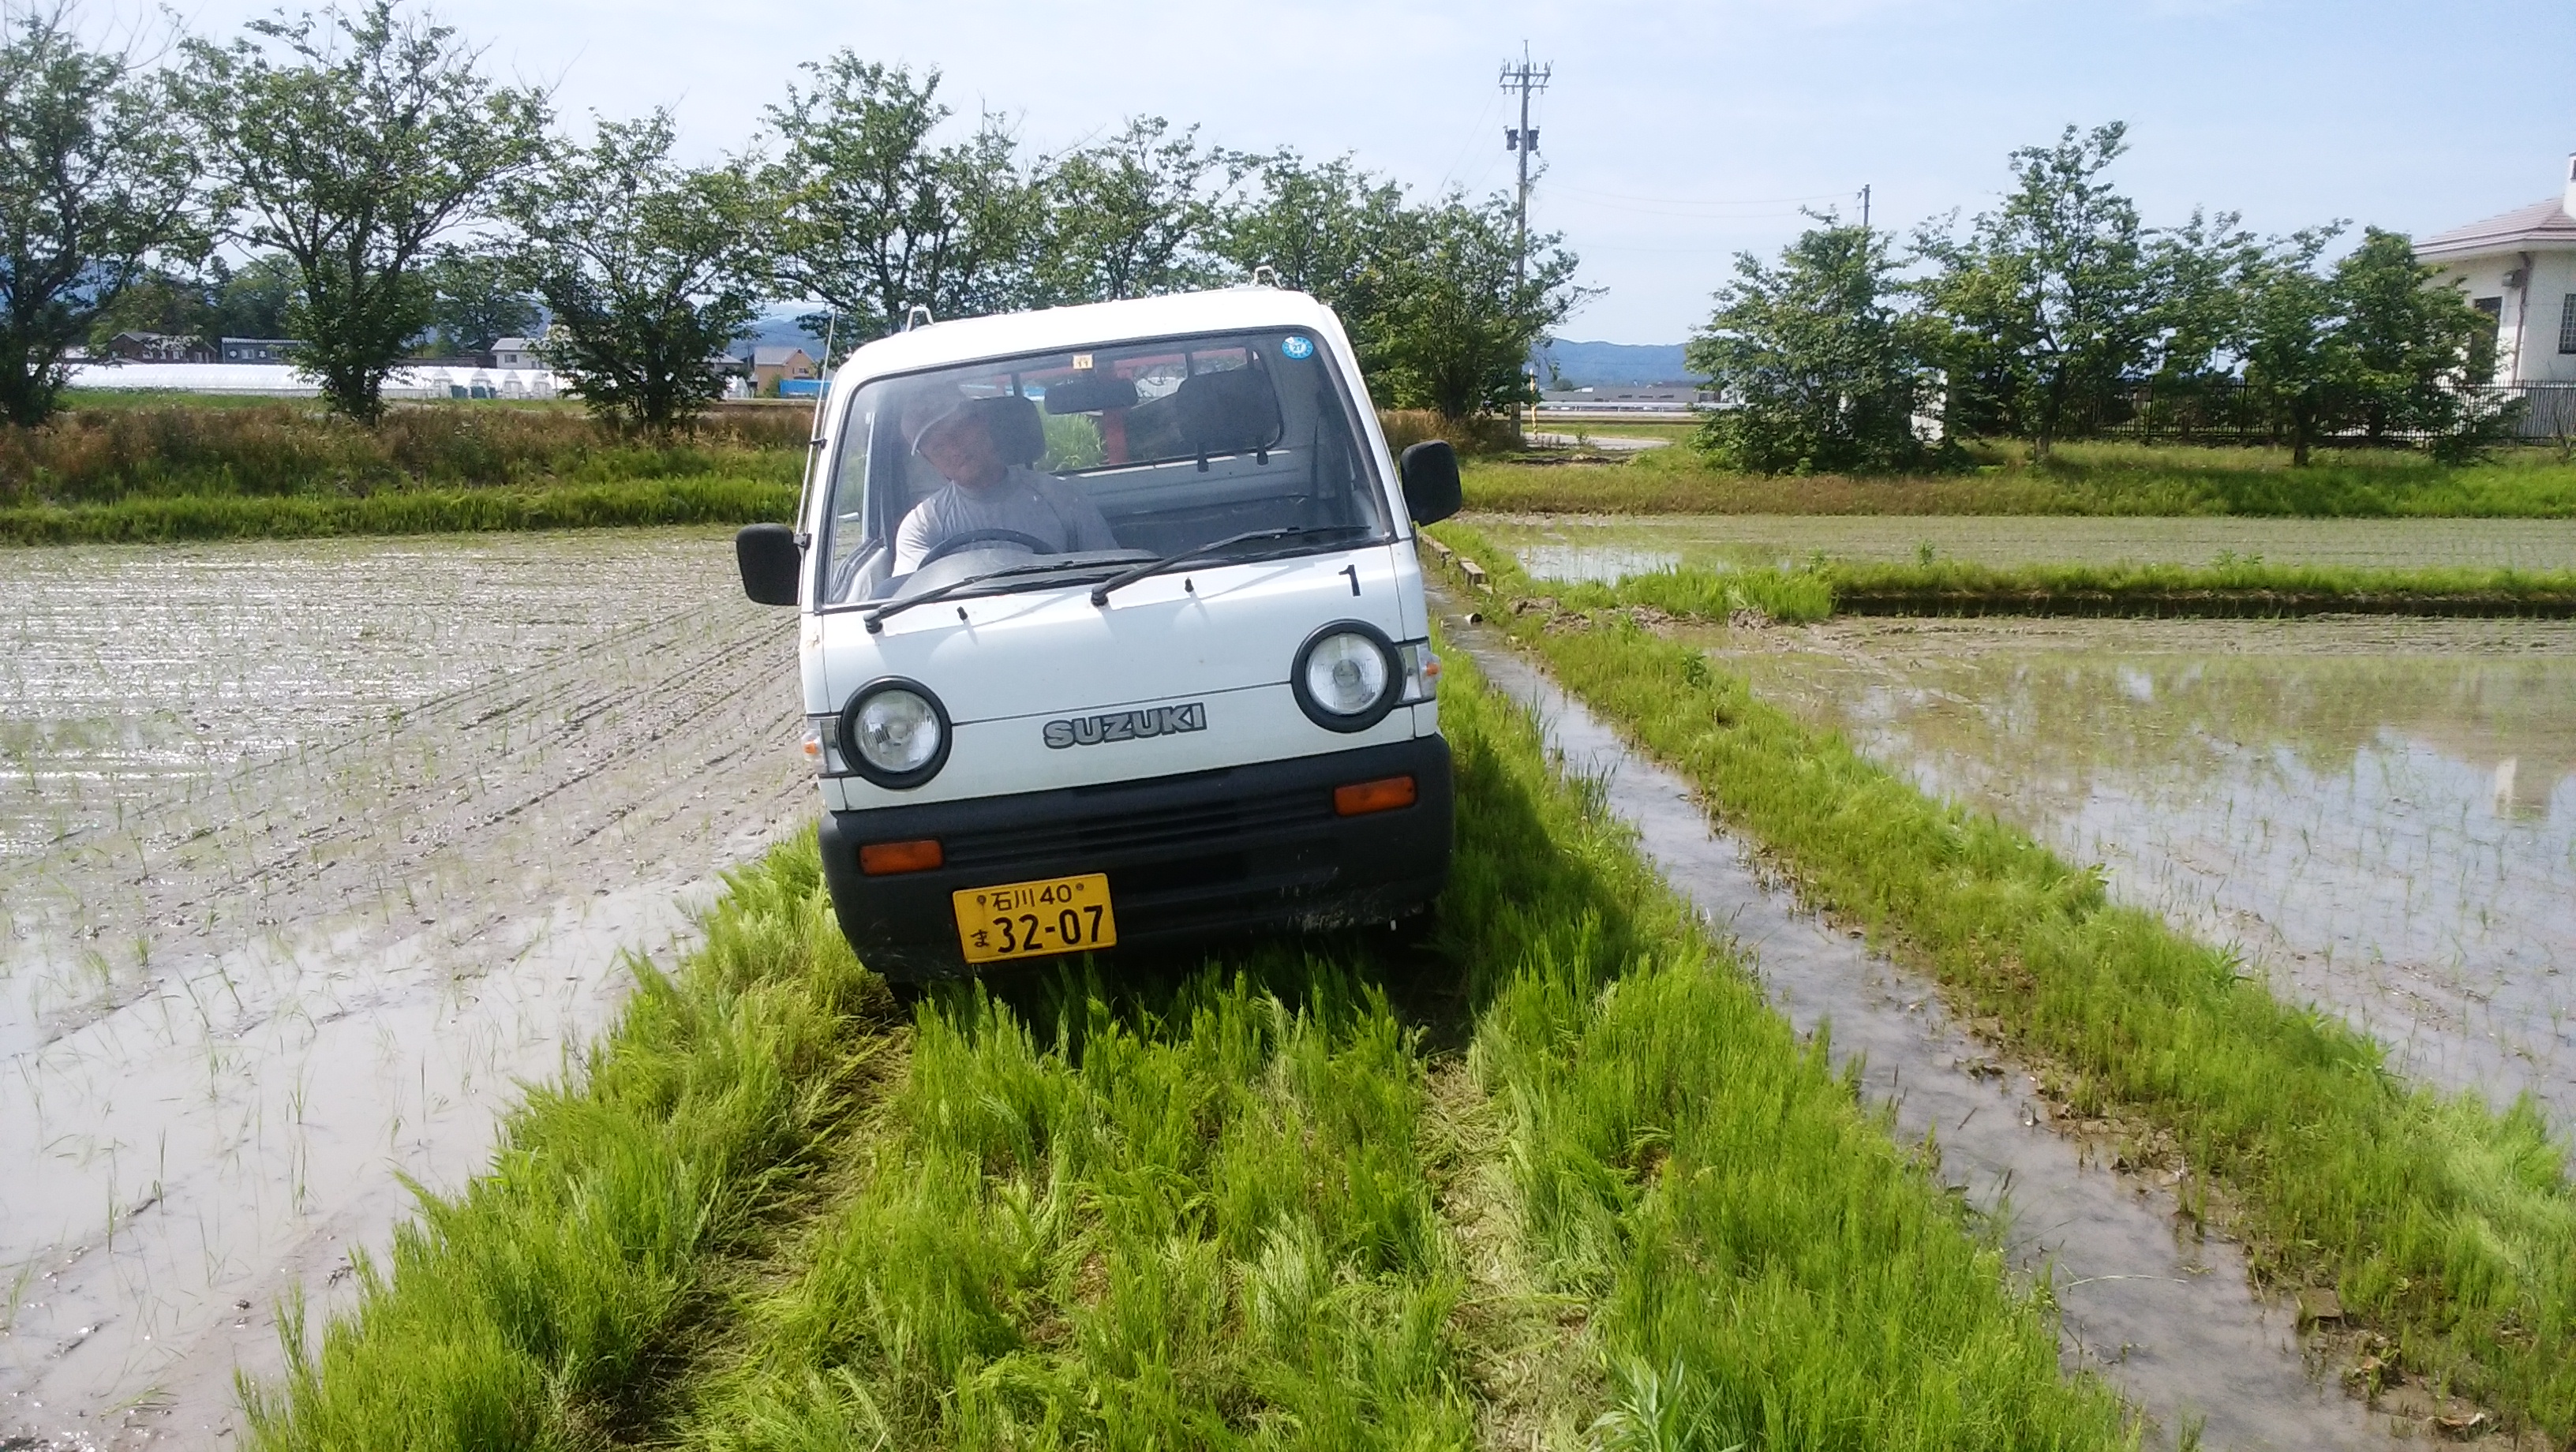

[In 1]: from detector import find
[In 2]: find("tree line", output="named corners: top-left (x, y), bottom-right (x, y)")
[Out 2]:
top-left (1689, 122), bottom-right (2503, 473)
top-left (0, 2), bottom-right (1584, 430)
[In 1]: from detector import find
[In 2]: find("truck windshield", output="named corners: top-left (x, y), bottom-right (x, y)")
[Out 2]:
top-left (815, 328), bottom-right (1392, 605)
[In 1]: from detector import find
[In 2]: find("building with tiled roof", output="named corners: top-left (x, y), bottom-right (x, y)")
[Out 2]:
top-left (2417, 156), bottom-right (2576, 384)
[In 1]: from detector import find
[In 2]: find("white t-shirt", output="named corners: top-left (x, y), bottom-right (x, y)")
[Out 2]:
top-left (893, 466), bottom-right (1121, 573)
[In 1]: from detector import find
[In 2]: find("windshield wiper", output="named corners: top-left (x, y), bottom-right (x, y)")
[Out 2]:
top-left (864, 559), bottom-right (1121, 634)
top-left (1088, 526), bottom-right (1375, 607)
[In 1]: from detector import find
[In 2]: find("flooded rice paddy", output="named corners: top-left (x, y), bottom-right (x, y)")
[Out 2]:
top-left (1, 530), bottom-right (806, 1447)
top-left (1700, 613), bottom-right (2576, 1142)
top-left (1451, 609), bottom-right (2409, 1450)
top-left (1478, 512), bottom-right (2576, 582)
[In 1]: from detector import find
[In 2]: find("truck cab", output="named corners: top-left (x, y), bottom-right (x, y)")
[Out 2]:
top-left (736, 286), bottom-right (1461, 981)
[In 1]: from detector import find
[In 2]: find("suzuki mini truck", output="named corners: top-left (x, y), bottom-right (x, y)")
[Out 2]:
top-left (736, 285), bottom-right (1462, 982)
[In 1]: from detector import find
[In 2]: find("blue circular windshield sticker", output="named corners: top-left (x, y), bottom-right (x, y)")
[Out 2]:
top-left (1280, 335), bottom-right (1315, 360)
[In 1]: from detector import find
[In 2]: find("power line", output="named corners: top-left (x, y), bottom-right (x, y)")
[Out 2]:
top-left (1548, 184), bottom-right (1851, 211)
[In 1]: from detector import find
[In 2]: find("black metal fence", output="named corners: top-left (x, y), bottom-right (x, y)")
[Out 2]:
top-left (2499, 383), bottom-right (2576, 440)
top-left (2067, 380), bottom-right (2576, 445)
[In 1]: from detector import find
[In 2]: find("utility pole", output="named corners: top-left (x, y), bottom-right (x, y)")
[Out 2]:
top-left (1501, 44), bottom-right (1551, 436)
top-left (1500, 43), bottom-right (1552, 289)
top-left (1859, 183), bottom-right (1870, 234)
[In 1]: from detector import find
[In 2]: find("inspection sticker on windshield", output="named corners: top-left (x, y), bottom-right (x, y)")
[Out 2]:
top-left (954, 873), bottom-right (1117, 963)
top-left (1280, 335), bottom-right (1314, 360)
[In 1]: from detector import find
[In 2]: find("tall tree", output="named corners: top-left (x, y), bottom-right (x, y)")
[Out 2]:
top-left (507, 110), bottom-right (773, 432)
top-left (1035, 118), bottom-right (1226, 304)
top-left (176, 1), bottom-right (548, 421)
top-left (1687, 215), bottom-right (1936, 475)
top-left (2334, 226), bottom-right (2488, 442)
top-left (1203, 150), bottom-right (1409, 305)
top-left (201, 252), bottom-right (301, 346)
top-left (0, 6), bottom-right (209, 424)
top-left (2142, 208), bottom-right (2258, 438)
top-left (421, 252), bottom-right (537, 354)
top-left (1919, 122), bottom-right (2156, 456)
top-left (1354, 193), bottom-right (1586, 422)
top-left (764, 55), bottom-right (1036, 342)
top-left (2237, 226), bottom-right (2348, 466)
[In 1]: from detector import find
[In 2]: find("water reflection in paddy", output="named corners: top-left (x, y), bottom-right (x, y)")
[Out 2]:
top-left (0, 529), bottom-right (807, 1447)
top-left (1702, 616), bottom-right (2576, 1136)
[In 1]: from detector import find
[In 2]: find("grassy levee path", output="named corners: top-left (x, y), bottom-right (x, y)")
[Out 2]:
top-left (238, 653), bottom-right (2138, 1450)
top-left (0, 399), bottom-right (806, 544)
top-left (1480, 552), bottom-right (2576, 625)
top-left (1466, 440), bottom-right (2576, 518)
top-left (0, 475), bottom-right (799, 544)
top-left (1429, 522), bottom-right (2576, 1440)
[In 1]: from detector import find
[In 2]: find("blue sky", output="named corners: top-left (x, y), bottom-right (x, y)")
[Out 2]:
top-left (163, 0), bottom-right (2576, 343)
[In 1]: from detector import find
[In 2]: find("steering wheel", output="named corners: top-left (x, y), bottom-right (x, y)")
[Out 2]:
top-left (916, 528), bottom-right (1058, 569)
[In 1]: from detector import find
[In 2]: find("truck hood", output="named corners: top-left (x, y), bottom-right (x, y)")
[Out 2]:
top-left (812, 544), bottom-right (1413, 724)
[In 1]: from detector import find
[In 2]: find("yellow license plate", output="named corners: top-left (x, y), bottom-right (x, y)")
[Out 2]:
top-left (952, 873), bottom-right (1118, 964)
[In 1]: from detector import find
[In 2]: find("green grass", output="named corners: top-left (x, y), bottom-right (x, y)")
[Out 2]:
top-left (237, 648), bottom-right (2136, 1450)
top-left (1428, 523), bottom-right (2576, 1439)
top-left (1435, 649), bottom-right (2133, 1450)
top-left (1473, 552), bottom-right (2576, 624)
top-left (1, 398), bottom-right (807, 542)
top-left (678, 969), bottom-right (1477, 1448)
top-left (237, 840), bottom-right (901, 1450)
top-left (2, 399), bottom-right (806, 504)
top-left (0, 475), bottom-right (799, 544)
top-left (1469, 438), bottom-right (2576, 518)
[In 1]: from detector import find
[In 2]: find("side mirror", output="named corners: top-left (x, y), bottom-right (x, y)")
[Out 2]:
top-left (736, 523), bottom-right (803, 606)
top-left (1398, 440), bottom-right (1462, 526)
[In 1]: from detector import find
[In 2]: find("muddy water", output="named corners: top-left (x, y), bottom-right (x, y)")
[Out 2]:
top-left (1444, 605), bottom-right (2409, 1450)
top-left (1702, 616), bottom-right (2576, 1144)
top-left (0, 530), bottom-right (810, 1448)
top-left (1477, 513), bottom-right (2576, 583)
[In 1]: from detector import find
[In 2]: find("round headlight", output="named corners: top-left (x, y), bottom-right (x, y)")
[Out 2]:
top-left (837, 678), bottom-right (952, 788)
top-left (1292, 623), bottom-right (1401, 732)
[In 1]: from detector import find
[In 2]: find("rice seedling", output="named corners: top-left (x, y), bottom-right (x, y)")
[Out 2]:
top-left (233, 646), bottom-right (2137, 1450)
top-left (1427, 523), bottom-right (2576, 1438)
top-left (1433, 651), bottom-right (2137, 1449)
top-left (680, 966), bottom-right (1479, 1450)
top-left (234, 840), bottom-right (902, 1451)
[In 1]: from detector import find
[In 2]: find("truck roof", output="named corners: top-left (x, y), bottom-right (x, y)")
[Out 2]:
top-left (833, 287), bottom-right (1339, 385)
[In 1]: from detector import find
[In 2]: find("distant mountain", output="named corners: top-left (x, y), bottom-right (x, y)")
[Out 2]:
top-left (1535, 339), bottom-right (1698, 388)
top-left (736, 311), bottom-right (829, 358)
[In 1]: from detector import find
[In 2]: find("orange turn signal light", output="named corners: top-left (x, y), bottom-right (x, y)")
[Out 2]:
top-left (1333, 775), bottom-right (1417, 817)
top-left (859, 839), bottom-right (945, 875)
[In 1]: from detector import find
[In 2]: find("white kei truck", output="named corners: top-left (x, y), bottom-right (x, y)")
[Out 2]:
top-left (734, 285), bottom-right (1462, 982)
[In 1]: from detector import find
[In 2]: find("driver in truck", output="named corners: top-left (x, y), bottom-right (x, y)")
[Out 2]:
top-left (893, 393), bottom-right (1119, 572)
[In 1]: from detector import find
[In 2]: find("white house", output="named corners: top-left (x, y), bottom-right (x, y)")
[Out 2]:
top-left (490, 336), bottom-right (543, 369)
top-left (2417, 154), bottom-right (2576, 385)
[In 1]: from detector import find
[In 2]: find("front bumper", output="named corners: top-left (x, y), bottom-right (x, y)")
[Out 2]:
top-left (817, 735), bottom-right (1453, 979)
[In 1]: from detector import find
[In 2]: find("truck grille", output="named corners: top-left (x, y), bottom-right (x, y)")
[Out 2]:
top-left (938, 774), bottom-right (1335, 874)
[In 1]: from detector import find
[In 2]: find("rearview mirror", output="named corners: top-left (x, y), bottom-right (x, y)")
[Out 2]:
top-left (1042, 373), bottom-right (1138, 414)
top-left (1398, 441), bottom-right (1462, 526)
top-left (736, 523), bottom-right (802, 606)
